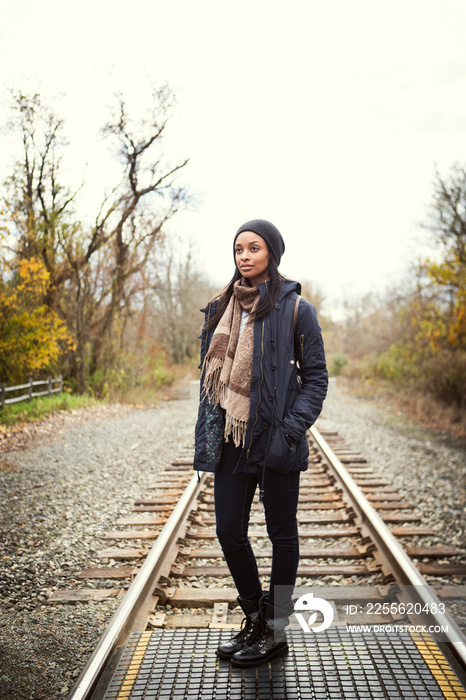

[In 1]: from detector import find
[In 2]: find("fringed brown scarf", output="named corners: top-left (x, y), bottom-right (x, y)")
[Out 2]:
top-left (203, 278), bottom-right (261, 446)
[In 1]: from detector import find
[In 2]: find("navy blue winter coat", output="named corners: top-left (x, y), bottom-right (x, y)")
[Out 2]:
top-left (193, 279), bottom-right (328, 475)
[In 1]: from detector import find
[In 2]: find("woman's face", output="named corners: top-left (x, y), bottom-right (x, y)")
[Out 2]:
top-left (234, 231), bottom-right (271, 286)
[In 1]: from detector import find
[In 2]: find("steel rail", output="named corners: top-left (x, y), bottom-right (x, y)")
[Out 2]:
top-left (311, 425), bottom-right (466, 671)
top-left (68, 428), bottom-right (465, 700)
top-left (68, 471), bottom-right (207, 700)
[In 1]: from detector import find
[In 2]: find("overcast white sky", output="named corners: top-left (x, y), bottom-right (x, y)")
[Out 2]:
top-left (1, 0), bottom-right (466, 313)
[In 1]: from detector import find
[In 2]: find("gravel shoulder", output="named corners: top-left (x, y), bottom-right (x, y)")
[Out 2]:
top-left (320, 382), bottom-right (466, 547)
top-left (0, 398), bottom-right (198, 700)
top-left (0, 386), bottom-right (465, 699)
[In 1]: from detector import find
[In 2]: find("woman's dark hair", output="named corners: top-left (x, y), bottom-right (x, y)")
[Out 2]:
top-left (204, 256), bottom-right (289, 332)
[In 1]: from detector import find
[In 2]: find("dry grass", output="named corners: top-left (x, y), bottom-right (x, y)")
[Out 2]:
top-left (105, 365), bottom-right (198, 406)
top-left (339, 376), bottom-right (466, 443)
top-left (0, 459), bottom-right (19, 472)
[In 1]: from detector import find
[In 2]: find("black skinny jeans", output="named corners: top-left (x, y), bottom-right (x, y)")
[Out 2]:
top-left (214, 440), bottom-right (300, 613)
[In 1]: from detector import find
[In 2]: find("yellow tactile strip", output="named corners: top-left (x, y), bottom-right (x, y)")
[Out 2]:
top-left (102, 627), bottom-right (466, 699)
top-left (115, 631), bottom-right (152, 700)
top-left (411, 631), bottom-right (466, 700)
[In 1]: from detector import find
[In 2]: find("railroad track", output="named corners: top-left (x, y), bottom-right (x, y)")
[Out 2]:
top-left (64, 424), bottom-right (466, 699)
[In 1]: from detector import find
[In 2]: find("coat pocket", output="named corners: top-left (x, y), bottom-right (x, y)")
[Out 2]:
top-left (265, 421), bottom-right (297, 473)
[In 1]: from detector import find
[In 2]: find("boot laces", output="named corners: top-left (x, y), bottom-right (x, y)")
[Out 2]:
top-left (236, 613), bottom-right (255, 642)
top-left (250, 618), bottom-right (268, 646)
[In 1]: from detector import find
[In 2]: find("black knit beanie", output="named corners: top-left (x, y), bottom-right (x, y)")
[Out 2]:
top-left (233, 219), bottom-right (285, 265)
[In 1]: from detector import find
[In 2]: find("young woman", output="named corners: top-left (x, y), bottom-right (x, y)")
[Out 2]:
top-left (194, 219), bottom-right (328, 667)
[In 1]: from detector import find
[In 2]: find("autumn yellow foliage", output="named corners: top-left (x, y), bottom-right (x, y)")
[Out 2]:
top-left (0, 257), bottom-right (74, 383)
top-left (424, 258), bottom-right (466, 350)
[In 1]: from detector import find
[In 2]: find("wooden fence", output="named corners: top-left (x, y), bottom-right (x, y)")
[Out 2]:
top-left (0, 376), bottom-right (63, 408)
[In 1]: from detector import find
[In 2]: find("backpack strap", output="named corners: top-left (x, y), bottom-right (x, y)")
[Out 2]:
top-left (293, 294), bottom-right (301, 363)
top-left (293, 294), bottom-right (301, 337)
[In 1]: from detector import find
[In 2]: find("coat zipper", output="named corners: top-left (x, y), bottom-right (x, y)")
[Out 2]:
top-left (246, 315), bottom-right (265, 458)
top-left (246, 281), bottom-right (268, 458)
top-left (300, 333), bottom-right (304, 368)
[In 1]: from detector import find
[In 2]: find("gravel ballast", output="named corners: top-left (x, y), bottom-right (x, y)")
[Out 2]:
top-left (0, 399), bottom-right (198, 699)
top-left (0, 386), bottom-right (465, 699)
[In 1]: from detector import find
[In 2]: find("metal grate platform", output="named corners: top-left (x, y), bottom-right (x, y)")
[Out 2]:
top-left (103, 627), bottom-right (466, 700)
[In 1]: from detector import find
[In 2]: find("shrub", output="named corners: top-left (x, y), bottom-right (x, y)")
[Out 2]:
top-left (328, 353), bottom-right (348, 377)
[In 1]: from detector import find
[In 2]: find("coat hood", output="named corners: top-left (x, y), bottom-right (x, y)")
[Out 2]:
top-left (257, 278), bottom-right (301, 301)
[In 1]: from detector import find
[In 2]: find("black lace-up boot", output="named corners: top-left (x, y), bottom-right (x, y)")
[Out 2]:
top-left (216, 596), bottom-right (261, 659)
top-left (230, 596), bottom-right (289, 667)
